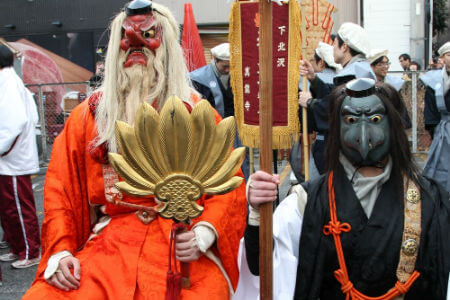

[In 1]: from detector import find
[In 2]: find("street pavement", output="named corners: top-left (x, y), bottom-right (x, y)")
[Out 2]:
top-left (0, 172), bottom-right (45, 300)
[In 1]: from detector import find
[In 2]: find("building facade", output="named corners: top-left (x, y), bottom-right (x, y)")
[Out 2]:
top-left (0, 0), bottom-right (440, 73)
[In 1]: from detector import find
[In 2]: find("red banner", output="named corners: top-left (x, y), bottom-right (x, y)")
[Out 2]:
top-left (230, 0), bottom-right (301, 149)
top-left (240, 3), bottom-right (289, 126)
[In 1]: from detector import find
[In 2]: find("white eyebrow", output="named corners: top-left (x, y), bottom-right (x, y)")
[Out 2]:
top-left (141, 20), bottom-right (156, 31)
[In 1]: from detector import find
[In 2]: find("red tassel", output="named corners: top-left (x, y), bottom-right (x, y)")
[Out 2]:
top-left (88, 92), bottom-right (101, 115)
top-left (165, 223), bottom-right (187, 300)
top-left (165, 270), bottom-right (182, 300)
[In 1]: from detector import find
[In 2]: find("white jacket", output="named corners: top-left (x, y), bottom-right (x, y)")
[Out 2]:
top-left (0, 67), bottom-right (39, 176)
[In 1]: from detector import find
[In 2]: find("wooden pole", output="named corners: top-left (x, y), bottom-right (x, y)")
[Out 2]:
top-left (300, 2), bottom-right (310, 181)
top-left (249, 148), bottom-right (255, 174)
top-left (301, 88), bottom-right (310, 181)
top-left (180, 227), bottom-right (191, 288)
top-left (258, 0), bottom-right (273, 299)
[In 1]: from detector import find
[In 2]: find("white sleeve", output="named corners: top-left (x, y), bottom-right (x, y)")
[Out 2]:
top-left (233, 193), bottom-right (304, 300)
top-left (24, 88), bottom-right (39, 125)
top-left (192, 222), bottom-right (217, 253)
top-left (0, 84), bottom-right (27, 154)
top-left (273, 193), bottom-right (303, 299)
top-left (233, 238), bottom-right (260, 300)
top-left (43, 250), bottom-right (73, 280)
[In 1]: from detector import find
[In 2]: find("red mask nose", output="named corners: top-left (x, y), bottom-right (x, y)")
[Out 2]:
top-left (125, 28), bottom-right (147, 48)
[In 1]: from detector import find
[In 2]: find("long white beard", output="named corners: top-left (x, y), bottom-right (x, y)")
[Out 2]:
top-left (117, 49), bottom-right (158, 125)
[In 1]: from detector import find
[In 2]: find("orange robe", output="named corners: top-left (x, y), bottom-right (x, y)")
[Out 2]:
top-left (23, 96), bottom-right (247, 300)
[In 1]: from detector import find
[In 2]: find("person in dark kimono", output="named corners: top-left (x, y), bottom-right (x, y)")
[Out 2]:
top-left (234, 78), bottom-right (450, 300)
top-left (298, 22), bottom-right (376, 177)
top-left (190, 43), bottom-right (233, 118)
top-left (294, 42), bottom-right (342, 180)
top-left (421, 41), bottom-right (450, 194)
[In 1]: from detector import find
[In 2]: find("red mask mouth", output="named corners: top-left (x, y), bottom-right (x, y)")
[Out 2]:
top-left (124, 49), bottom-right (147, 68)
top-left (120, 13), bottom-right (162, 68)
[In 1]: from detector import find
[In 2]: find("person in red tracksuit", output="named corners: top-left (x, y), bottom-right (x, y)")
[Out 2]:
top-left (0, 44), bottom-right (41, 275)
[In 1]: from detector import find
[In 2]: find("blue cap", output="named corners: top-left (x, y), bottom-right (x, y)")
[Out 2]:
top-left (126, 0), bottom-right (153, 16)
top-left (345, 78), bottom-right (376, 98)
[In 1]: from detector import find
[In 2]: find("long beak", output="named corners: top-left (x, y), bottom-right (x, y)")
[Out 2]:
top-left (358, 122), bottom-right (370, 161)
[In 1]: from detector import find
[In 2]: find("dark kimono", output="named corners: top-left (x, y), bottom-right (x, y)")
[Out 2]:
top-left (421, 69), bottom-right (450, 193)
top-left (190, 63), bottom-right (235, 118)
top-left (295, 165), bottom-right (450, 299)
top-left (299, 74), bottom-right (334, 174)
top-left (423, 85), bottom-right (450, 137)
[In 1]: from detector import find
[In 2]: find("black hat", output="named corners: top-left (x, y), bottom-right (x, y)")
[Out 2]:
top-left (126, 0), bottom-right (153, 16)
top-left (345, 78), bottom-right (376, 98)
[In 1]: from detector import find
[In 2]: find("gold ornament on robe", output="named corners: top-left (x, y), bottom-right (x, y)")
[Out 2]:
top-left (108, 96), bottom-right (246, 223)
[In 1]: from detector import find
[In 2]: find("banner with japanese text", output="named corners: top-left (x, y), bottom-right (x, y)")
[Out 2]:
top-left (230, 0), bottom-right (301, 149)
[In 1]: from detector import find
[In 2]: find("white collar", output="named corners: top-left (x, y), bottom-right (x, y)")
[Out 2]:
top-left (339, 153), bottom-right (392, 218)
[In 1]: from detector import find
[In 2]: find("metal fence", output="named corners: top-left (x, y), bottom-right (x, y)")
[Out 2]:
top-left (388, 70), bottom-right (431, 155)
top-left (26, 82), bottom-right (90, 166)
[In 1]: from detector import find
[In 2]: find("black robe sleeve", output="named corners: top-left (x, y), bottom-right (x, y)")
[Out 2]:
top-left (307, 77), bottom-right (335, 133)
top-left (310, 76), bottom-right (334, 100)
top-left (298, 76), bottom-right (335, 133)
top-left (244, 224), bottom-right (260, 275)
top-left (294, 177), bottom-right (331, 300)
top-left (309, 93), bottom-right (332, 132)
top-left (423, 86), bottom-right (441, 138)
top-left (191, 80), bottom-right (216, 108)
top-left (401, 107), bottom-right (412, 129)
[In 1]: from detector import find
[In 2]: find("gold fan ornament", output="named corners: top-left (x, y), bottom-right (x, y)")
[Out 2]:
top-left (108, 96), bottom-right (246, 223)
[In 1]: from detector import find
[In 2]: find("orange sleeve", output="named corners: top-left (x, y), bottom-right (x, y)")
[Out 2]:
top-left (194, 180), bottom-right (247, 290)
top-left (36, 101), bottom-right (94, 278)
top-left (192, 109), bottom-right (248, 290)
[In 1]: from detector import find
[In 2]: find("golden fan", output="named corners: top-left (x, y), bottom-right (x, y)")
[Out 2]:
top-left (108, 96), bottom-right (246, 223)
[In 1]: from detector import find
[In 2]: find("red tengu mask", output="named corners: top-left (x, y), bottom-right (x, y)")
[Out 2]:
top-left (120, 13), bottom-right (162, 68)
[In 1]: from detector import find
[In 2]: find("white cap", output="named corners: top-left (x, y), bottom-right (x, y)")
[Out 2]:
top-left (211, 43), bottom-right (230, 61)
top-left (315, 42), bottom-right (342, 71)
top-left (368, 49), bottom-right (388, 64)
top-left (438, 41), bottom-right (450, 56)
top-left (337, 22), bottom-right (371, 57)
